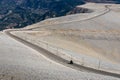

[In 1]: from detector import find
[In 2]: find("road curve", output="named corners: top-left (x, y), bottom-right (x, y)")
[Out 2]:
top-left (26, 5), bottom-right (111, 30)
top-left (4, 28), bottom-right (120, 79)
top-left (3, 3), bottom-right (120, 79)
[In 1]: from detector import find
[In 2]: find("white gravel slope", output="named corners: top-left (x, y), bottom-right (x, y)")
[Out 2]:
top-left (1, 3), bottom-right (120, 80)
top-left (0, 32), bottom-right (119, 80)
top-left (11, 3), bottom-right (120, 77)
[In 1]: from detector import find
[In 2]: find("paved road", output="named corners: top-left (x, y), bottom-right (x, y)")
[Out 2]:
top-left (0, 3), bottom-right (120, 80)
top-left (4, 24), bottom-right (120, 79)
top-left (24, 4), bottom-right (110, 30)
top-left (0, 30), bottom-right (118, 80)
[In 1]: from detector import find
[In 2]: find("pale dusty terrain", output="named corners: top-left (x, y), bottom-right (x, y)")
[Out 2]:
top-left (22, 3), bottom-right (120, 63)
top-left (0, 31), bottom-right (119, 80)
top-left (0, 3), bottom-right (120, 80)
top-left (12, 3), bottom-right (120, 74)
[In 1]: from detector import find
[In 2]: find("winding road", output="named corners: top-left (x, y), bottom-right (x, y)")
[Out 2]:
top-left (0, 3), bottom-right (120, 80)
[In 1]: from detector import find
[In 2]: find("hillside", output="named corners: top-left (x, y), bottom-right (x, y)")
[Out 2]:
top-left (13, 3), bottom-right (120, 74)
top-left (0, 2), bottom-right (120, 80)
top-left (0, 0), bottom-right (120, 30)
top-left (0, 0), bottom-right (84, 30)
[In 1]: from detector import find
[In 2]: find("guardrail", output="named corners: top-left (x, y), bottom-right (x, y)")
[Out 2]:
top-left (5, 29), bottom-right (120, 78)
top-left (27, 37), bottom-right (120, 74)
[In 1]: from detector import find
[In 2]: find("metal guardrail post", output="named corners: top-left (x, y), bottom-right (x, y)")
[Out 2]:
top-left (81, 57), bottom-right (84, 66)
top-left (98, 60), bottom-right (101, 70)
top-left (46, 43), bottom-right (48, 49)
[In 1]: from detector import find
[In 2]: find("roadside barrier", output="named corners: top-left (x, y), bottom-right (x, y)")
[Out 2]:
top-left (28, 37), bottom-right (120, 74)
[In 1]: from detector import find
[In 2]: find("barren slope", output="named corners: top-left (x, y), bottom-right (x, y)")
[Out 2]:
top-left (11, 3), bottom-right (120, 74)
top-left (0, 31), bottom-right (119, 79)
top-left (1, 3), bottom-right (120, 80)
top-left (22, 3), bottom-right (120, 63)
